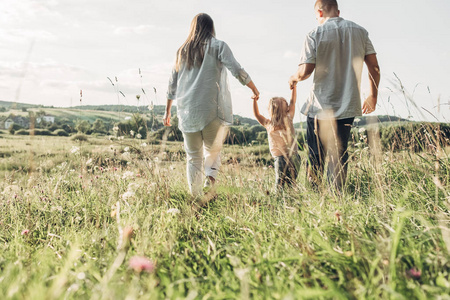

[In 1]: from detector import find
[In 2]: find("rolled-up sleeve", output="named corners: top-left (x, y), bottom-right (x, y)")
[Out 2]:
top-left (364, 31), bottom-right (376, 56)
top-left (299, 33), bottom-right (316, 65)
top-left (218, 41), bottom-right (251, 86)
top-left (167, 67), bottom-right (178, 100)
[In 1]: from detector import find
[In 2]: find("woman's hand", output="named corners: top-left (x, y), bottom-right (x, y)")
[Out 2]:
top-left (247, 81), bottom-right (259, 101)
top-left (251, 89), bottom-right (260, 101)
top-left (164, 99), bottom-right (173, 126)
top-left (163, 112), bottom-right (171, 126)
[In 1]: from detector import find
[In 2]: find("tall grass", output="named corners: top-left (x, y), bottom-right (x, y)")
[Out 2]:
top-left (0, 126), bottom-right (448, 299)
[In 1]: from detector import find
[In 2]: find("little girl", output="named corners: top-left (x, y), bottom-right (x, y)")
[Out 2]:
top-left (253, 86), bottom-right (300, 188)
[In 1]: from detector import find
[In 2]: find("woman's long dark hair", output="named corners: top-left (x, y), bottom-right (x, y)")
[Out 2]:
top-left (175, 13), bottom-right (215, 71)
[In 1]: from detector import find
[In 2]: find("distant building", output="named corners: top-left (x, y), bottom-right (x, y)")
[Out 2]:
top-left (36, 115), bottom-right (55, 124)
top-left (4, 116), bottom-right (30, 129)
top-left (4, 119), bottom-right (14, 130)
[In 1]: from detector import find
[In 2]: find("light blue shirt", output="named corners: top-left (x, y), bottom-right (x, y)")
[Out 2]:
top-left (167, 37), bottom-right (252, 133)
top-left (299, 17), bottom-right (376, 120)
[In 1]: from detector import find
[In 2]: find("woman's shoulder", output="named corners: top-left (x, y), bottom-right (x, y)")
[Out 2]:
top-left (210, 37), bottom-right (228, 49)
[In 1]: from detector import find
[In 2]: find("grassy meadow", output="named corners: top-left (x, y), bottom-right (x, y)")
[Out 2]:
top-left (0, 128), bottom-right (449, 299)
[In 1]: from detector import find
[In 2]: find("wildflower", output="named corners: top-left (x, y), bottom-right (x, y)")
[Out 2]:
top-left (335, 210), bottom-right (341, 222)
top-left (130, 130), bottom-right (135, 137)
top-left (71, 146), bottom-right (80, 154)
top-left (136, 133), bottom-right (142, 139)
top-left (129, 256), bottom-right (155, 273)
top-left (406, 267), bottom-right (421, 280)
top-left (358, 128), bottom-right (366, 133)
top-left (124, 147), bottom-right (130, 152)
top-left (167, 208), bottom-right (180, 214)
top-left (118, 136), bottom-right (124, 140)
top-left (86, 158), bottom-right (93, 166)
top-left (21, 229), bottom-right (30, 235)
top-left (154, 157), bottom-right (159, 162)
top-left (122, 171), bottom-right (134, 180)
top-left (122, 191), bottom-right (135, 200)
top-left (141, 142), bottom-right (147, 147)
top-left (127, 182), bottom-right (140, 192)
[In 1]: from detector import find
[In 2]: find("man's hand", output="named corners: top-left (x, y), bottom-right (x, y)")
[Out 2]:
top-left (289, 75), bottom-right (298, 90)
top-left (163, 112), bottom-right (171, 126)
top-left (362, 95), bottom-right (377, 114)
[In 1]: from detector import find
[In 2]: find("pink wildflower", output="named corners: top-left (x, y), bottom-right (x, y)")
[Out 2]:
top-left (21, 229), bottom-right (30, 235)
top-left (129, 256), bottom-right (155, 273)
top-left (407, 267), bottom-right (421, 280)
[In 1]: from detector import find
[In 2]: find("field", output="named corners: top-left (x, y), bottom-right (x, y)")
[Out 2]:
top-left (0, 130), bottom-right (449, 299)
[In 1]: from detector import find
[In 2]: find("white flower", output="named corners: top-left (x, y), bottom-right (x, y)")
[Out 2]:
top-left (136, 133), bottom-right (142, 139)
top-left (71, 146), bottom-right (80, 154)
top-left (85, 158), bottom-right (93, 166)
top-left (167, 208), bottom-right (180, 214)
top-left (122, 171), bottom-right (134, 180)
top-left (124, 147), bottom-right (130, 152)
top-left (141, 142), bottom-right (147, 147)
top-left (130, 130), bottom-right (135, 136)
top-left (122, 191), bottom-right (135, 200)
top-left (358, 128), bottom-right (366, 133)
top-left (154, 157), bottom-right (159, 162)
top-left (127, 182), bottom-right (140, 192)
top-left (118, 136), bottom-right (124, 140)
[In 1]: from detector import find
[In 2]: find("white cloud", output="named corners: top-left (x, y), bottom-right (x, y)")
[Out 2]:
top-left (0, 29), bottom-right (57, 43)
top-left (114, 25), bottom-right (157, 35)
top-left (0, 0), bottom-right (62, 24)
top-left (283, 50), bottom-right (299, 59)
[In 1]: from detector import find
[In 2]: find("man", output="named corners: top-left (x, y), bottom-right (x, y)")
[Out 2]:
top-left (289, 0), bottom-right (380, 191)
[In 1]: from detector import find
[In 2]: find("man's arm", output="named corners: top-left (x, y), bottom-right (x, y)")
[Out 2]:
top-left (253, 98), bottom-right (269, 126)
top-left (288, 85), bottom-right (297, 119)
top-left (362, 54), bottom-right (380, 114)
top-left (289, 63), bottom-right (315, 89)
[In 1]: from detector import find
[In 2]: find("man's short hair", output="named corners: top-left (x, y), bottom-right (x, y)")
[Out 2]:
top-left (315, 0), bottom-right (339, 13)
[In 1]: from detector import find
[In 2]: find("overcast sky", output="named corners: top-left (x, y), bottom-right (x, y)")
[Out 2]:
top-left (1, 0), bottom-right (449, 122)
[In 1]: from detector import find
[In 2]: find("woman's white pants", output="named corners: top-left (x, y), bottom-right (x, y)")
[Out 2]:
top-left (182, 118), bottom-right (227, 196)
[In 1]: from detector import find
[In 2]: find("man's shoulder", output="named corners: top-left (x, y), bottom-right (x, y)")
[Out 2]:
top-left (338, 18), bottom-right (368, 32)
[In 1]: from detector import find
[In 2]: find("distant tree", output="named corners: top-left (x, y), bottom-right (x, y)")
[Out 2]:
top-left (75, 119), bottom-right (91, 134)
top-left (92, 119), bottom-right (107, 134)
top-left (0, 107), bottom-right (6, 112)
top-left (21, 107), bottom-right (27, 112)
top-left (9, 123), bottom-right (23, 135)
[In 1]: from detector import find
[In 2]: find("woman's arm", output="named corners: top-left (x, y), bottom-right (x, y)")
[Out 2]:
top-left (247, 80), bottom-right (260, 100)
top-left (163, 99), bottom-right (173, 126)
top-left (253, 98), bottom-right (268, 126)
top-left (218, 41), bottom-right (259, 100)
top-left (288, 85), bottom-right (297, 119)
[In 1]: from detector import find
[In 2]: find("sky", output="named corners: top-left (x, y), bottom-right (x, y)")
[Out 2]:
top-left (1, 0), bottom-right (449, 123)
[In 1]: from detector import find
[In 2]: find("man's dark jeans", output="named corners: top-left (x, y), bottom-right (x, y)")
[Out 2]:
top-left (306, 116), bottom-right (354, 191)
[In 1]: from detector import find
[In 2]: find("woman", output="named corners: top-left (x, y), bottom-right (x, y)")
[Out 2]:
top-left (164, 13), bottom-right (259, 197)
